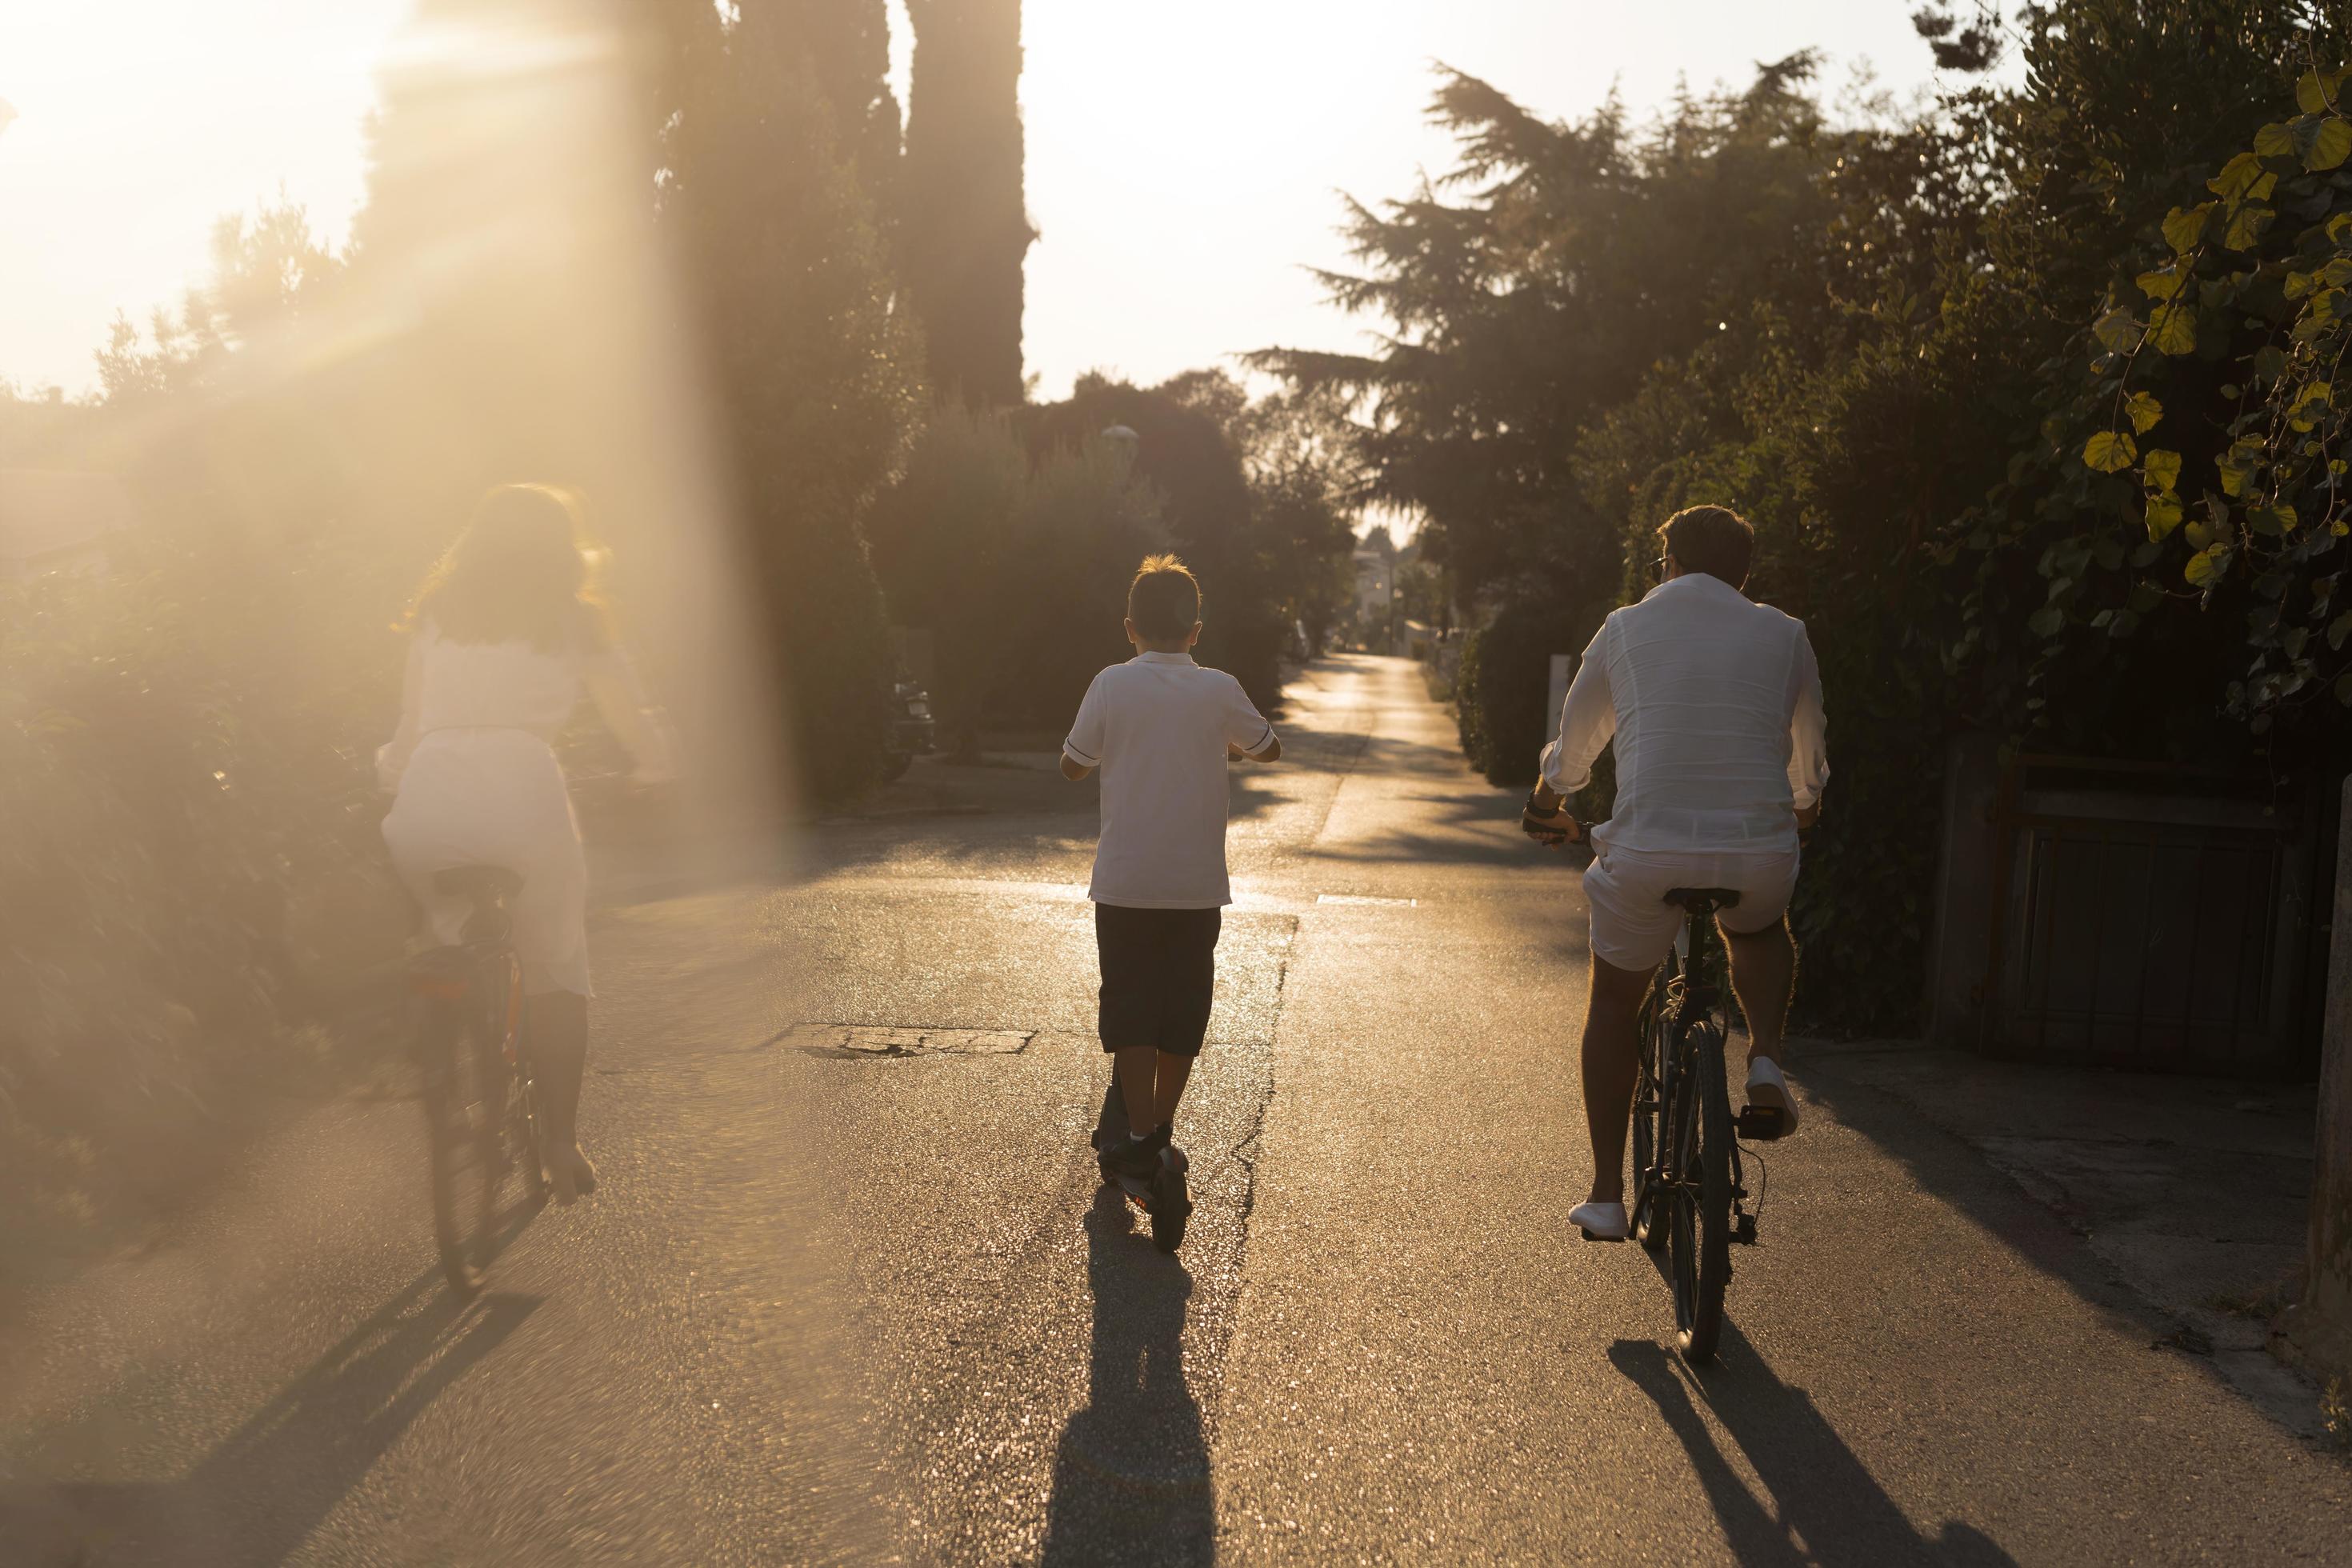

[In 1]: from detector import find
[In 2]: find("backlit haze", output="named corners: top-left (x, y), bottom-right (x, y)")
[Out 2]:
top-left (6, 1), bottom-right (2005, 402)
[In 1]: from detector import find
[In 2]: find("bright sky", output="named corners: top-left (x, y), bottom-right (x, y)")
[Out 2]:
top-left (2, 1), bottom-right (1994, 399)
top-left (0, 2), bottom-right (406, 395)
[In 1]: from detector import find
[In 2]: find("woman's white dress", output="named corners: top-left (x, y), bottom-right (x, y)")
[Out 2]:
top-left (377, 623), bottom-right (672, 996)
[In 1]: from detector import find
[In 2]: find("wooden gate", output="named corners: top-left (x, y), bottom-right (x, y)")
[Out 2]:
top-left (1982, 755), bottom-right (2324, 1076)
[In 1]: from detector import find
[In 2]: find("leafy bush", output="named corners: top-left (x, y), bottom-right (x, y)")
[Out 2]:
top-left (1025, 374), bottom-right (1318, 714)
top-left (993, 438), bottom-right (1174, 724)
top-left (866, 405), bottom-right (1167, 739)
top-left (0, 501), bottom-right (414, 1238)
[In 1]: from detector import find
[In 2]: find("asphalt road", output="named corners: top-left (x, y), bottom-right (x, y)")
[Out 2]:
top-left (5, 654), bottom-right (2348, 1565)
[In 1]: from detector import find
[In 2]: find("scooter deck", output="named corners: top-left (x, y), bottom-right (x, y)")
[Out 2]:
top-left (1103, 1161), bottom-right (1193, 1222)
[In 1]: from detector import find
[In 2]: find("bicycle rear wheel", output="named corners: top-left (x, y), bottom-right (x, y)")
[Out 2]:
top-left (1671, 1018), bottom-right (1734, 1363)
top-left (1631, 949), bottom-right (1679, 1250)
top-left (421, 999), bottom-right (504, 1298)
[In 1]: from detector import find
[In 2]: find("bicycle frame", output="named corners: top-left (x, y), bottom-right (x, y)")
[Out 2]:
top-left (406, 880), bottom-right (542, 1297)
top-left (405, 898), bottom-right (525, 1067)
top-left (1631, 895), bottom-right (1755, 1362)
top-left (1641, 911), bottom-right (1750, 1135)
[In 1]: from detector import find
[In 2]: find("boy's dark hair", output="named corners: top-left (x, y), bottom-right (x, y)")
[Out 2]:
top-left (1128, 554), bottom-right (1202, 641)
top-left (1657, 504), bottom-right (1754, 588)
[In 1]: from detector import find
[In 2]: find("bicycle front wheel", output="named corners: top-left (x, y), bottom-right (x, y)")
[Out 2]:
top-left (1671, 1018), bottom-right (1734, 1363)
top-left (502, 975), bottom-right (548, 1204)
top-left (421, 1000), bottom-right (504, 1299)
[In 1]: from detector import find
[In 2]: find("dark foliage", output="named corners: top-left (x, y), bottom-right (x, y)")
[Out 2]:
top-left (1911, 2), bottom-right (2006, 74)
top-left (1023, 375), bottom-right (1288, 710)
top-left (865, 404), bottom-right (1164, 742)
top-left (1268, 3), bottom-right (2351, 1034)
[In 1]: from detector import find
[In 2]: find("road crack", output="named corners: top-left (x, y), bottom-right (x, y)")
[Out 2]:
top-left (773, 1022), bottom-right (1033, 1059)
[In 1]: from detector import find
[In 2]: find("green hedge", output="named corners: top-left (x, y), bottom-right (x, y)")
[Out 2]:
top-left (1456, 596), bottom-right (1595, 786)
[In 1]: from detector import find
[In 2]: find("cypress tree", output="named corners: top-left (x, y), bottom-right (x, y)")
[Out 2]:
top-left (772, 0), bottom-right (902, 229)
top-left (354, 0), bottom-right (921, 803)
top-left (902, 0), bottom-right (1032, 406)
top-left (663, 4), bottom-right (923, 802)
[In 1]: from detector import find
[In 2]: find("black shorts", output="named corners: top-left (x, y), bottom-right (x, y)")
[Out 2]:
top-left (1094, 903), bottom-right (1222, 1056)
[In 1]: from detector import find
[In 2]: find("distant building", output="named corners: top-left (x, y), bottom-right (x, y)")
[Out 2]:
top-left (0, 469), bottom-right (133, 578)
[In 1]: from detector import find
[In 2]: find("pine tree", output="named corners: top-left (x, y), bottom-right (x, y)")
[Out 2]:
top-left (902, 0), bottom-right (1032, 406)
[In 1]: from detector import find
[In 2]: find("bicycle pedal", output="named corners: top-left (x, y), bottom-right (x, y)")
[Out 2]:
top-left (1734, 1214), bottom-right (1758, 1245)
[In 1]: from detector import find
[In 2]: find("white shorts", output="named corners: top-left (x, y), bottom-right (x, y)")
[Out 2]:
top-left (1580, 845), bottom-right (1799, 973)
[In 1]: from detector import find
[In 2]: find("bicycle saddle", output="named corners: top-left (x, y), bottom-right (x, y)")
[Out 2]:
top-left (433, 866), bottom-right (525, 903)
top-left (1663, 886), bottom-right (1742, 910)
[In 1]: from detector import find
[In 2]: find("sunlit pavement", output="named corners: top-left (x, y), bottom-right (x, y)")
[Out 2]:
top-left (5, 655), bottom-right (2350, 1565)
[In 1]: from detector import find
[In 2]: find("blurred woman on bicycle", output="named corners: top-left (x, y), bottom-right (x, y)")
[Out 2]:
top-left (378, 483), bottom-right (676, 1203)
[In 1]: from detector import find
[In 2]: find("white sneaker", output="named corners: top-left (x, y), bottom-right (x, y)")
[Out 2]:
top-left (1569, 1200), bottom-right (1629, 1242)
top-left (1743, 1057), bottom-right (1800, 1138)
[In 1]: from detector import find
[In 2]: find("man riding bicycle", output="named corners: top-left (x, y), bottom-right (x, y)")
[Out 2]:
top-left (1522, 505), bottom-right (1829, 1243)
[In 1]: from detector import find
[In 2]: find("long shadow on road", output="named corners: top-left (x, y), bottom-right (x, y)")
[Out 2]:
top-left (1040, 1187), bottom-right (1214, 1567)
top-left (14, 1214), bottom-right (543, 1566)
top-left (1791, 1062), bottom-right (2169, 1334)
top-left (1609, 1329), bottom-right (2016, 1567)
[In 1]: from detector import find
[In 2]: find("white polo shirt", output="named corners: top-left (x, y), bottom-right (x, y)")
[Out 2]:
top-left (1064, 652), bottom-right (1277, 908)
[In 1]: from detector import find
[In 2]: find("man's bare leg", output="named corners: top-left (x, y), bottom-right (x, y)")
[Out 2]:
top-left (1722, 918), bottom-right (1796, 1114)
top-left (1582, 953), bottom-right (1661, 1204)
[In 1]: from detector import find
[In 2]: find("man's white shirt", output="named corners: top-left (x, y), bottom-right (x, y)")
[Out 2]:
top-left (1066, 651), bottom-right (1277, 908)
top-left (1539, 572), bottom-right (1829, 856)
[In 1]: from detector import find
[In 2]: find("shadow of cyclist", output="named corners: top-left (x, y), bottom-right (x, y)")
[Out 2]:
top-left (1609, 1331), bottom-right (2017, 1566)
top-left (1039, 1186), bottom-right (1214, 1566)
top-left (19, 1217), bottom-right (544, 1566)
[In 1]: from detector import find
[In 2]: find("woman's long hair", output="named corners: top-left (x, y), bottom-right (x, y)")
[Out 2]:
top-left (409, 484), bottom-right (610, 653)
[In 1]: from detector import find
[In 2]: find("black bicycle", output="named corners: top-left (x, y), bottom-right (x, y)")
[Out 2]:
top-left (405, 866), bottom-right (546, 1297)
top-left (1628, 887), bottom-right (1770, 1364)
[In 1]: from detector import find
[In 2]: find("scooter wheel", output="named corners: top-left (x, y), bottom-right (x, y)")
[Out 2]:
top-left (1149, 1156), bottom-right (1192, 1254)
